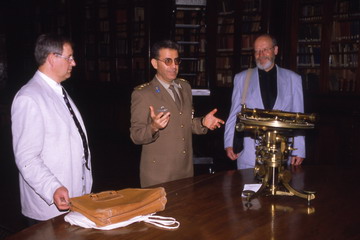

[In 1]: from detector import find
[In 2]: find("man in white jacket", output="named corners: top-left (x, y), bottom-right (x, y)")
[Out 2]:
top-left (11, 34), bottom-right (92, 225)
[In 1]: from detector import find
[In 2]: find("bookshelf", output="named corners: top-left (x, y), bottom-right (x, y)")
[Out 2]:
top-left (295, 0), bottom-right (324, 93)
top-left (114, 1), bottom-right (130, 83)
top-left (171, 0), bottom-right (208, 89)
top-left (328, 0), bottom-right (360, 93)
top-left (215, 0), bottom-right (235, 87)
top-left (82, 0), bottom-right (149, 86)
top-left (213, 0), bottom-right (266, 87)
top-left (130, 0), bottom-right (148, 85)
top-left (238, 0), bottom-right (263, 70)
top-left (292, 0), bottom-right (360, 94)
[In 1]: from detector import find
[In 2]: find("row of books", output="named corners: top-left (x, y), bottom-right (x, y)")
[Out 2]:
top-left (134, 7), bottom-right (145, 22)
top-left (335, 0), bottom-right (360, 13)
top-left (216, 36), bottom-right (234, 51)
top-left (241, 34), bottom-right (257, 50)
top-left (329, 70), bottom-right (357, 92)
top-left (299, 16), bottom-right (322, 22)
top-left (297, 56), bottom-right (320, 67)
top-left (241, 21), bottom-right (261, 33)
top-left (300, 4), bottom-right (322, 17)
top-left (219, 0), bottom-right (234, 13)
top-left (331, 21), bottom-right (360, 41)
top-left (179, 58), bottom-right (206, 73)
top-left (242, 15), bottom-right (261, 21)
top-left (330, 43), bottom-right (359, 53)
top-left (216, 57), bottom-right (232, 70)
top-left (241, 0), bottom-right (262, 13)
top-left (298, 23), bottom-right (322, 42)
top-left (240, 55), bottom-right (254, 69)
top-left (132, 38), bottom-right (146, 54)
top-left (217, 16), bottom-right (234, 34)
top-left (297, 44), bottom-right (321, 67)
top-left (177, 41), bottom-right (206, 54)
top-left (329, 53), bottom-right (358, 67)
top-left (216, 72), bottom-right (233, 86)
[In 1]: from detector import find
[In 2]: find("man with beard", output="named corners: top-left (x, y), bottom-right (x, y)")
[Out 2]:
top-left (224, 34), bottom-right (305, 169)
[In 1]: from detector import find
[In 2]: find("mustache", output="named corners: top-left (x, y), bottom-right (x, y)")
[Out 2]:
top-left (256, 56), bottom-right (271, 61)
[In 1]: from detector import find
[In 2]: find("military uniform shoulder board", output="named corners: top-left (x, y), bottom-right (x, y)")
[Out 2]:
top-left (177, 78), bottom-right (189, 84)
top-left (134, 83), bottom-right (150, 90)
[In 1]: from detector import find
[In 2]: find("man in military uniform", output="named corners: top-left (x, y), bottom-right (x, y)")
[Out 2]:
top-left (130, 40), bottom-right (224, 187)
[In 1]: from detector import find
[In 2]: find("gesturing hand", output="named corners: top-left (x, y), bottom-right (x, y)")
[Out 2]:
top-left (149, 106), bottom-right (171, 133)
top-left (202, 108), bottom-right (225, 130)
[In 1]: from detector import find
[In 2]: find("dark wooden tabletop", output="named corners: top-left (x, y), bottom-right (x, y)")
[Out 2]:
top-left (6, 165), bottom-right (360, 240)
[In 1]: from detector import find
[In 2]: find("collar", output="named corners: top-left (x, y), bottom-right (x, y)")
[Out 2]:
top-left (37, 70), bottom-right (63, 96)
top-left (155, 76), bottom-right (182, 89)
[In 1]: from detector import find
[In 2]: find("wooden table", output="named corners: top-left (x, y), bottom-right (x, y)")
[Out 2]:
top-left (6, 165), bottom-right (360, 240)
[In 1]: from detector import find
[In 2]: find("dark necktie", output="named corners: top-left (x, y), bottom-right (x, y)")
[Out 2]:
top-left (62, 88), bottom-right (90, 170)
top-left (169, 85), bottom-right (181, 110)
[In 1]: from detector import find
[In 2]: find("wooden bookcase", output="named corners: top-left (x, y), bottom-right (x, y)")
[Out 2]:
top-left (294, 0), bottom-right (324, 93)
top-left (210, 0), bottom-right (269, 88)
top-left (171, 0), bottom-right (208, 89)
top-left (328, 0), bottom-right (360, 93)
top-left (82, 0), bottom-right (149, 86)
top-left (290, 0), bottom-right (360, 95)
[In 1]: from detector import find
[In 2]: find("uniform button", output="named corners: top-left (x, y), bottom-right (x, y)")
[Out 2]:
top-left (181, 124), bottom-right (184, 128)
top-left (153, 160), bottom-right (156, 163)
top-left (179, 112), bottom-right (182, 115)
top-left (182, 138), bottom-right (185, 141)
top-left (183, 150), bottom-right (186, 154)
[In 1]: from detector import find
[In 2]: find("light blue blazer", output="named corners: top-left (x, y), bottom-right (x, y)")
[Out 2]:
top-left (11, 71), bottom-right (93, 220)
top-left (224, 65), bottom-right (305, 169)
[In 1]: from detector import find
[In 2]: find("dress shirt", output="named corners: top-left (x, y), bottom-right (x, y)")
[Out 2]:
top-left (156, 76), bottom-right (182, 101)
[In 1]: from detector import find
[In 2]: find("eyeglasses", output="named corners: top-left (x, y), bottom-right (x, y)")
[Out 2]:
top-left (156, 58), bottom-right (181, 66)
top-left (53, 53), bottom-right (75, 63)
top-left (254, 47), bottom-right (274, 55)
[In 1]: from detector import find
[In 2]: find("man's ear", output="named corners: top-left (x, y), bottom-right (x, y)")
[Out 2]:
top-left (151, 58), bottom-right (158, 70)
top-left (273, 46), bottom-right (279, 56)
top-left (47, 53), bottom-right (56, 67)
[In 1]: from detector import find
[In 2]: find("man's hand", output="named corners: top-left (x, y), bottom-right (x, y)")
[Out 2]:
top-left (53, 186), bottom-right (70, 211)
top-left (202, 108), bottom-right (225, 130)
top-left (225, 147), bottom-right (239, 160)
top-left (290, 156), bottom-right (304, 166)
top-left (149, 106), bottom-right (171, 133)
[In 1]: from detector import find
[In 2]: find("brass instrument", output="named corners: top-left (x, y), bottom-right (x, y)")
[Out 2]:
top-left (236, 105), bottom-right (317, 204)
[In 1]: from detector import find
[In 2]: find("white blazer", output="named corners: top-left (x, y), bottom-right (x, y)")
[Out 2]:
top-left (224, 66), bottom-right (305, 169)
top-left (11, 71), bottom-right (92, 220)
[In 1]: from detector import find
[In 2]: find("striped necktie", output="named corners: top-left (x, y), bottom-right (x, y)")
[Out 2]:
top-left (62, 88), bottom-right (90, 170)
top-left (169, 84), bottom-right (181, 110)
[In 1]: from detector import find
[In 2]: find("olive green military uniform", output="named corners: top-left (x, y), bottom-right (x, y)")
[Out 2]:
top-left (130, 77), bottom-right (207, 187)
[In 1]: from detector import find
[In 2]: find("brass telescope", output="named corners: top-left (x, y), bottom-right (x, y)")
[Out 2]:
top-left (236, 105), bottom-right (317, 204)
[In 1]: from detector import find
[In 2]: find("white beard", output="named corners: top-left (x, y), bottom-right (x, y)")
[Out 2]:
top-left (256, 60), bottom-right (273, 70)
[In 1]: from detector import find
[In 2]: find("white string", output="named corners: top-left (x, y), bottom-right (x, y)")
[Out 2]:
top-left (64, 211), bottom-right (180, 230)
top-left (143, 215), bottom-right (180, 229)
